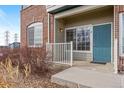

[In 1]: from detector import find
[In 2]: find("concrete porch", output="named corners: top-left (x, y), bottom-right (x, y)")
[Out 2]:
top-left (73, 61), bottom-right (114, 73)
top-left (51, 67), bottom-right (124, 88)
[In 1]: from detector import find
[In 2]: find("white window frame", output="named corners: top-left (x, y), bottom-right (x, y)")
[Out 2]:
top-left (65, 22), bottom-right (112, 62)
top-left (27, 22), bottom-right (43, 48)
top-left (119, 13), bottom-right (124, 56)
top-left (65, 25), bottom-right (93, 53)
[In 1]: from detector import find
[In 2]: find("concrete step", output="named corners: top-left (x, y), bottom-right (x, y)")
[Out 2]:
top-left (51, 67), bottom-right (124, 88)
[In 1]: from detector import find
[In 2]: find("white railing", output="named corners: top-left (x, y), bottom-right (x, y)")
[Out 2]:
top-left (46, 42), bottom-right (73, 66)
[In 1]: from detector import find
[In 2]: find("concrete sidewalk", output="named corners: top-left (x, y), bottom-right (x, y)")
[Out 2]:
top-left (51, 67), bottom-right (124, 88)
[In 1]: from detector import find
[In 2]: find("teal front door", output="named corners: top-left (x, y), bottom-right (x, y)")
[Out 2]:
top-left (93, 24), bottom-right (111, 63)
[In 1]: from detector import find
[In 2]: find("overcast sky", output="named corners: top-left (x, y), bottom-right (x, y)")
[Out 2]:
top-left (0, 5), bottom-right (20, 46)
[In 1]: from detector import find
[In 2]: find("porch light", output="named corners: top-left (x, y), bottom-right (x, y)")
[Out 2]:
top-left (59, 27), bottom-right (64, 32)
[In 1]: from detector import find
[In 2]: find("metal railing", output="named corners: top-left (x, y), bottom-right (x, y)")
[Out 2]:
top-left (46, 42), bottom-right (73, 66)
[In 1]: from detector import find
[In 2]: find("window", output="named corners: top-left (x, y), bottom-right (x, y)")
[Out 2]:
top-left (120, 13), bottom-right (124, 56)
top-left (66, 29), bottom-right (76, 50)
top-left (27, 22), bottom-right (43, 47)
top-left (66, 26), bottom-right (91, 51)
top-left (77, 27), bottom-right (90, 50)
top-left (28, 27), bottom-right (34, 46)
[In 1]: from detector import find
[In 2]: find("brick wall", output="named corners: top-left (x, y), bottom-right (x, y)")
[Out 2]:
top-left (49, 14), bottom-right (54, 43)
top-left (114, 5), bottom-right (124, 71)
top-left (21, 5), bottom-right (48, 48)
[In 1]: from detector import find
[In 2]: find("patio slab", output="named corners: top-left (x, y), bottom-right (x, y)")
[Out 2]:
top-left (51, 67), bottom-right (124, 88)
top-left (73, 61), bottom-right (114, 73)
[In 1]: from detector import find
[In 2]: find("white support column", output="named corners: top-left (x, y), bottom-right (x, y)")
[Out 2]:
top-left (113, 6), bottom-right (118, 74)
top-left (54, 18), bottom-right (56, 43)
top-left (114, 39), bottom-right (118, 73)
top-left (70, 41), bottom-right (73, 66)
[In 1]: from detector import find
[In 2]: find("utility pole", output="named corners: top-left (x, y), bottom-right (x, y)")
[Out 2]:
top-left (5, 31), bottom-right (9, 46)
top-left (14, 33), bottom-right (18, 42)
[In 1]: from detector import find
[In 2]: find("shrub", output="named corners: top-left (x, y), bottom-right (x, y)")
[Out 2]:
top-left (20, 47), bottom-right (52, 75)
top-left (0, 47), bottom-right (52, 76)
top-left (0, 47), bottom-right (52, 87)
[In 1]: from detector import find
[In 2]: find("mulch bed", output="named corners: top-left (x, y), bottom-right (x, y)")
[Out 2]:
top-left (14, 75), bottom-right (67, 88)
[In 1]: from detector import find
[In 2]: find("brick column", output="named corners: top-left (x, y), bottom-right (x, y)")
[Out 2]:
top-left (49, 14), bottom-right (54, 43)
top-left (114, 5), bottom-right (124, 72)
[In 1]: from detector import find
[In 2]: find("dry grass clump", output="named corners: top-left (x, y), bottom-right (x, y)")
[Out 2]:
top-left (23, 63), bottom-right (31, 78)
top-left (0, 57), bottom-right (31, 87)
top-left (0, 47), bottom-right (52, 87)
top-left (0, 75), bottom-right (11, 88)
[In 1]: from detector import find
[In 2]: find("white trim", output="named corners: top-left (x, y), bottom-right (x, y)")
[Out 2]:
top-left (27, 22), bottom-right (43, 48)
top-left (93, 22), bottom-right (113, 63)
top-left (28, 22), bottom-right (42, 28)
top-left (114, 38), bottom-right (118, 73)
top-left (72, 50), bottom-right (91, 53)
top-left (65, 24), bottom-right (93, 53)
top-left (91, 25), bottom-right (93, 61)
top-left (46, 5), bottom-right (66, 12)
top-left (93, 22), bottom-right (112, 26)
top-left (70, 41), bottom-right (73, 66)
top-left (119, 13), bottom-right (124, 56)
top-left (114, 6), bottom-right (118, 73)
top-left (54, 18), bottom-right (56, 43)
top-left (111, 22), bottom-right (113, 63)
top-left (64, 22), bottom-right (113, 62)
top-left (66, 50), bottom-right (91, 53)
top-left (54, 5), bottom-right (108, 19)
top-left (48, 13), bottom-right (50, 43)
top-left (48, 42), bottom-right (72, 44)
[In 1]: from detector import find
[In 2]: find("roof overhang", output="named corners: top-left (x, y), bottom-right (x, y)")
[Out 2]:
top-left (47, 5), bottom-right (80, 14)
top-left (54, 5), bottom-right (110, 19)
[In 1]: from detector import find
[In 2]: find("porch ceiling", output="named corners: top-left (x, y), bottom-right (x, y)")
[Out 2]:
top-left (55, 5), bottom-right (113, 19)
top-left (63, 6), bottom-right (113, 20)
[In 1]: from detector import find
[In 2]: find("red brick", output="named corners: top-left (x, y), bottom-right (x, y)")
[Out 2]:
top-left (114, 5), bottom-right (124, 71)
top-left (21, 5), bottom-right (48, 48)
